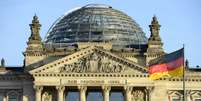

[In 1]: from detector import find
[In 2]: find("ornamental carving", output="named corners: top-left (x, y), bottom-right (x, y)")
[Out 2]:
top-left (59, 53), bottom-right (126, 73)
top-left (56, 86), bottom-right (65, 92)
top-left (102, 86), bottom-right (111, 92)
top-left (132, 90), bottom-right (144, 101)
top-left (42, 92), bottom-right (52, 101)
top-left (34, 86), bottom-right (43, 92)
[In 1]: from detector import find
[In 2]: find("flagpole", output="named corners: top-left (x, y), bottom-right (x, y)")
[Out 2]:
top-left (183, 44), bottom-right (186, 101)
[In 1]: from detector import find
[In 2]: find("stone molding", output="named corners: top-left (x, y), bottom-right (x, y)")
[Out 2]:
top-left (32, 73), bottom-right (149, 78)
top-left (30, 46), bottom-right (146, 74)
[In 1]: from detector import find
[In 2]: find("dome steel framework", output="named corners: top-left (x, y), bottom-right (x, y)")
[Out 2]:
top-left (44, 4), bottom-right (148, 48)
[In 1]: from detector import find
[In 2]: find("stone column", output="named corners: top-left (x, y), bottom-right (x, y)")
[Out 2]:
top-left (34, 86), bottom-right (43, 101)
top-left (124, 86), bottom-right (133, 101)
top-left (3, 95), bottom-right (6, 101)
top-left (23, 95), bottom-right (29, 101)
top-left (78, 86), bottom-right (87, 101)
top-left (145, 86), bottom-right (153, 101)
top-left (102, 86), bottom-right (111, 101)
top-left (56, 86), bottom-right (65, 101)
top-left (186, 90), bottom-right (192, 101)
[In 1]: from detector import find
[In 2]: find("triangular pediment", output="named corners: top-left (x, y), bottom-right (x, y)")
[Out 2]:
top-left (30, 46), bottom-right (147, 74)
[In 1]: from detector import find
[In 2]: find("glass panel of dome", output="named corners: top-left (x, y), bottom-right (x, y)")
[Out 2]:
top-left (45, 4), bottom-right (147, 46)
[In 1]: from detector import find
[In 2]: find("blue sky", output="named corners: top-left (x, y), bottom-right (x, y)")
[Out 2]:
top-left (0, 0), bottom-right (201, 67)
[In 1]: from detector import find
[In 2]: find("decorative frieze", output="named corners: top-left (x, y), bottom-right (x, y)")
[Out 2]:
top-left (59, 53), bottom-right (126, 73)
top-left (33, 73), bottom-right (149, 78)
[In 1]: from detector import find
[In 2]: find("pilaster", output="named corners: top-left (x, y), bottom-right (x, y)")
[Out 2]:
top-left (56, 86), bottom-right (65, 101)
top-left (124, 86), bottom-right (133, 101)
top-left (78, 86), bottom-right (87, 101)
top-left (102, 86), bottom-right (111, 101)
top-left (145, 86), bottom-right (154, 101)
top-left (34, 86), bottom-right (43, 101)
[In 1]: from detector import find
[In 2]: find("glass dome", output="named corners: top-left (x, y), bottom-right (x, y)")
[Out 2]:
top-left (44, 4), bottom-right (148, 47)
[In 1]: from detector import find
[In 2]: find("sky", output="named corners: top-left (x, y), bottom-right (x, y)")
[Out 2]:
top-left (0, 0), bottom-right (201, 67)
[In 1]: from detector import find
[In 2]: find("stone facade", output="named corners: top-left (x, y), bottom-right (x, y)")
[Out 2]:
top-left (0, 4), bottom-right (201, 101)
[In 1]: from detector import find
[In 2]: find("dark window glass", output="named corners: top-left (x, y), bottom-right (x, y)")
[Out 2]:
top-left (66, 91), bottom-right (79, 101)
top-left (110, 91), bottom-right (124, 101)
top-left (195, 99), bottom-right (201, 101)
top-left (87, 91), bottom-right (103, 101)
top-left (172, 99), bottom-right (181, 101)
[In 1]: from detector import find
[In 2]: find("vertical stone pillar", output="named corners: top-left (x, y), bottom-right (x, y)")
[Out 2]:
top-left (78, 86), bottom-right (87, 101)
top-left (23, 95), bottom-right (29, 101)
top-left (34, 86), bottom-right (43, 101)
top-left (124, 86), bottom-right (133, 101)
top-left (145, 86), bottom-right (153, 101)
top-left (56, 86), bottom-right (65, 101)
top-left (3, 95), bottom-right (6, 101)
top-left (186, 90), bottom-right (191, 101)
top-left (102, 86), bottom-right (111, 101)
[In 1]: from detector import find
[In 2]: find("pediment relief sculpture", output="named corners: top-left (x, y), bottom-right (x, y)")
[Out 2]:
top-left (59, 53), bottom-right (127, 73)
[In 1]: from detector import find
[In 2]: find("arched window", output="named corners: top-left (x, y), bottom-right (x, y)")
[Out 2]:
top-left (167, 91), bottom-right (182, 101)
top-left (7, 91), bottom-right (19, 101)
top-left (189, 91), bottom-right (201, 101)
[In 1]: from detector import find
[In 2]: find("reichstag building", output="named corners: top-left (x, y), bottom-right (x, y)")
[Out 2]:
top-left (0, 4), bottom-right (201, 101)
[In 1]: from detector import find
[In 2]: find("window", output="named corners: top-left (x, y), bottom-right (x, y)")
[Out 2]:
top-left (110, 91), bottom-right (124, 101)
top-left (9, 98), bottom-right (18, 101)
top-left (87, 91), bottom-right (102, 101)
top-left (7, 91), bottom-right (18, 101)
top-left (172, 98), bottom-right (181, 101)
top-left (195, 99), bottom-right (201, 101)
top-left (66, 90), bottom-right (79, 101)
top-left (0, 95), bottom-right (3, 101)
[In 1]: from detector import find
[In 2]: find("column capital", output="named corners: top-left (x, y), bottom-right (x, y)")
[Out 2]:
top-left (34, 85), bottom-right (43, 101)
top-left (56, 86), bottom-right (65, 93)
top-left (34, 85), bottom-right (43, 92)
top-left (124, 86), bottom-right (133, 92)
top-left (57, 86), bottom-right (65, 101)
top-left (145, 86), bottom-right (154, 93)
top-left (78, 86), bottom-right (87, 92)
top-left (102, 86), bottom-right (111, 92)
top-left (78, 86), bottom-right (87, 101)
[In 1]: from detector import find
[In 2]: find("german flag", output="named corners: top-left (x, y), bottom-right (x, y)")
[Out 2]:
top-left (148, 48), bottom-right (184, 80)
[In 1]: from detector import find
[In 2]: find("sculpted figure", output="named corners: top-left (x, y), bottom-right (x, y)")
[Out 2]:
top-left (60, 53), bottom-right (126, 73)
top-left (132, 90), bottom-right (144, 101)
top-left (91, 53), bottom-right (99, 60)
top-left (42, 92), bottom-right (52, 101)
top-left (99, 56), bottom-right (108, 72)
